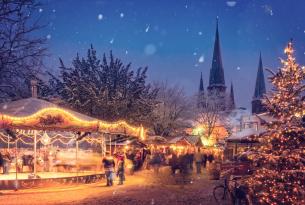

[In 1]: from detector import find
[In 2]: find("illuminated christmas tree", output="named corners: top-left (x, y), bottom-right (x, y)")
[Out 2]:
top-left (247, 41), bottom-right (305, 204)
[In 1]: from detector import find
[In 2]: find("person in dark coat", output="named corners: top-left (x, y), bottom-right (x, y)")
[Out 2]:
top-left (189, 151), bottom-right (194, 170)
top-left (202, 152), bottom-right (207, 168)
top-left (207, 153), bottom-right (215, 164)
top-left (116, 154), bottom-right (125, 185)
top-left (170, 152), bottom-right (179, 175)
top-left (102, 153), bottom-right (115, 186)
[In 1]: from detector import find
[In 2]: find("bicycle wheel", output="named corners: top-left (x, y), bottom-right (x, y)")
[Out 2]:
top-left (213, 185), bottom-right (229, 202)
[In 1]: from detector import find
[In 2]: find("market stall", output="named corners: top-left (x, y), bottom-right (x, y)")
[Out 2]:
top-left (0, 97), bottom-right (145, 189)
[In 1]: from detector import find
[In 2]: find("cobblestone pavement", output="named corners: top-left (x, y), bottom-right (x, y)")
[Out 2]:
top-left (1, 167), bottom-right (225, 205)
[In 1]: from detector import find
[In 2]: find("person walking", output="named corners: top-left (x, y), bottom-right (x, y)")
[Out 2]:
top-left (102, 153), bottom-right (115, 186)
top-left (207, 152), bottom-right (215, 165)
top-left (3, 150), bottom-right (11, 174)
top-left (116, 154), bottom-right (125, 185)
top-left (194, 148), bottom-right (202, 174)
top-left (170, 151), bottom-right (179, 175)
top-left (202, 152), bottom-right (207, 168)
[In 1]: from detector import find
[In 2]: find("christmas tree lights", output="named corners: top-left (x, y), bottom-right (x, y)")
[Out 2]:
top-left (247, 41), bottom-right (305, 204)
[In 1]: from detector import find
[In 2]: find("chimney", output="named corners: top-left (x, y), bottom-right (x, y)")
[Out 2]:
top-left (31, 80), bottom-right (38, 98)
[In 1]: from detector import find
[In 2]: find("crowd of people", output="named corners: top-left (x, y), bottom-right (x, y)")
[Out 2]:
top-left (101, 146), bottom-right (218, 187)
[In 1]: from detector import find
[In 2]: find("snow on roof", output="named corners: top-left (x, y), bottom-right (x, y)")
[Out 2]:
top-left (168, 135), bottom-right (201, 145)
top-left (0, 97), bottom-right (97, 122)
top-left (226, 127), bottom-right (266, 142)
top-left (226, 108), bottom-right (251, 126)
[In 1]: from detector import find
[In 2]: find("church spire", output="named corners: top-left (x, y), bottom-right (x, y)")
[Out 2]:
top-left (229, 82), bottom-right (236, 110)
top-left (208, 17), bottom-right (225, 87)
top-left (252, 52), bottom-right (267, 114)
top-left (197, 72), bottom-right (205, 108)
top-left (199, 72), bottom-right (204, 92)
top-left (253, 52), bottom-right (266, 99)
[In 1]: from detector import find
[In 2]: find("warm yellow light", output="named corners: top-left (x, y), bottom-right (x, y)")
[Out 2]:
top-left (1, 107), bottom-right (146, 138)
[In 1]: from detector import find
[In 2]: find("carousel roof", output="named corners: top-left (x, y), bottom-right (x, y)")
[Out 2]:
top-left (0, 97), bottom-right (96, 121)
top-left (0, 97), bottom-right (145, 137)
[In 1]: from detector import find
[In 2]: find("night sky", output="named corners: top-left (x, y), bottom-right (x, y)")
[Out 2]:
top-left (39, 0), bottom-right (305, 109)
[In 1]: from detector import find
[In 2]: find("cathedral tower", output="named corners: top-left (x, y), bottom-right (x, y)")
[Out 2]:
top-left (207, 18), bottom-right (227, 110)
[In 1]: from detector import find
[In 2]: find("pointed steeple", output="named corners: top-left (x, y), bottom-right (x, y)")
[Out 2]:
top-left (253, 52), bottom-right (266, 99)
top-left (197, 72), bottom-right (205, 108)
top-left (208, 17), bottom-right (225, 87)
top-left (229, 82), bottom-right (236, 110)
top-left (252, 52), bottom-right (267, 114)
top-left (199, 72), bottom-right (204, 92)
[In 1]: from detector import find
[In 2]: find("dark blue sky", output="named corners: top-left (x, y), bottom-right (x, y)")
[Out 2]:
top-left (39, 0), bottom-right (305, 108)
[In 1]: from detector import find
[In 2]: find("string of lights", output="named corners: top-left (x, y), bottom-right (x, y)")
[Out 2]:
top-left (246, 41), bottom-right (305, 204)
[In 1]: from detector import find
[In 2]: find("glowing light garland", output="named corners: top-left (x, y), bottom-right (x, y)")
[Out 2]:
top-left (0, 107), bottom-right (146, 139)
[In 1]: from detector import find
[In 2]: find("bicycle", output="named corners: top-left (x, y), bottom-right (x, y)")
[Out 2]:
top-left (213, 177), bottom-right (249, 205)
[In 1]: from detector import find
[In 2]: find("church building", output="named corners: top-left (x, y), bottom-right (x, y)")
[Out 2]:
top-left (197, 19), bottom-right (235, 112)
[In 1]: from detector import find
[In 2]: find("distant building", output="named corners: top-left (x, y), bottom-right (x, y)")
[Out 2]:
top-left (252, 53), bottom-right (267, 114)
top-left (197, 18), bottom-right (235, 112)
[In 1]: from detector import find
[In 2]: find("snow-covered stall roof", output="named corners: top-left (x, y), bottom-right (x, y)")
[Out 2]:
top-left (0, 97), bottom-right (96, 121)
top-left (145, 135), bottom-right (167, 144)
top-left (226, 128), bottom-right (266, 143)
top-left (169, 135), bottom-right (202, 146)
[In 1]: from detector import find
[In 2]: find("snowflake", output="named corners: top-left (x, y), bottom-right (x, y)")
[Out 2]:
top-left (125, 50), bottom-right (128, 54)
top-left (198, 55), bottom-right (204, 63)
top-left (144, 44), bottom-right (156, 55)
top-left (46, 34), bottom-right (51, 40)
top-left (98, 14), bottom-right (103, 20)
top-left (145, 25), bottom-right (150, 33)
top-left (237, 66), bottom-right (241, 70)
top-left (52, 9), bottom-right (56, 13)
top-left (198, 31), bottom-right (203, 36)
top-left (185, 4), bottom-right (188, 9)
top-left (39, 8), bottom-right (43, 13)
top-left (110, 38), bottom-right (114, 44)
top-left (193, 52), bottom-right (197, 56)
top-left (262, 5), bottom-right (273, 16)
top-left (194, 64), bottom-right (199, 67)
top-left (120, 13), bottom-right (124, 18)
top-left (226, 1), bottom-right (237, 7)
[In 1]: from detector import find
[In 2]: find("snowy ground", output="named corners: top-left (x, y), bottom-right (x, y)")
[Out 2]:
top-left (1, 167), bottom-right (226, 205)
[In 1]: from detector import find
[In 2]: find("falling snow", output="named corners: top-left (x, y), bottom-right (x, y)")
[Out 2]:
top-left (110, 38), bottom-right (114, 44)
top-left (237, 66), bottom-right (241, 70)
top-left (144, 44), bottom-right (157, 55)
top-left (39, 8), bottom-right (43, 13)
top-left (262, 5), bottom-right (273, 16)
top-left (145, 25), bottom-right (150, 33)
top-left (198, 55), bottom-right (204, 63)
top-left (198, 31), bottom-right (203, 36)
top-left (193, 52), bottom-right (197, 56)
top-left (226, 1), bottom-right (237, 7)
top-left (52, 9), bottom-right (56, 13)
top-left (46, 34), bottom-right (51, 40)
top-left (120, 13), bottom-right (124, 18)
top-left (98, 14), bottom-right (103, 20)
top-left (125, 50), bottom-right (128, 54)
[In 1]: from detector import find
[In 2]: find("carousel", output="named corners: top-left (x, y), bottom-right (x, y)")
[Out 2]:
top-left (0, 94), bottom-right (145, 190)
